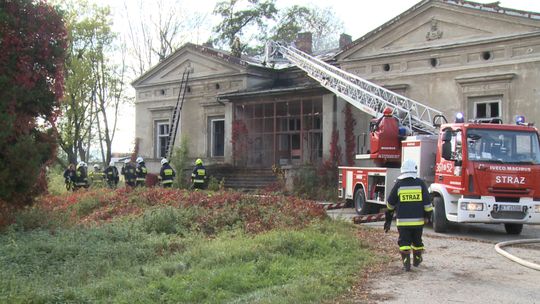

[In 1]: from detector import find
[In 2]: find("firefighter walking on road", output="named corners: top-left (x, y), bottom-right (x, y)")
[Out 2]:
top-left (191, 158), bottom-right (207, 190)
top-left (159, 158), bottom-right (175, 188)
top-left (384, 159), bottom-right (433, 271)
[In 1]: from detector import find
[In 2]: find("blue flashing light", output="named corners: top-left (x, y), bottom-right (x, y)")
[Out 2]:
top-left (398, 126), bottom-right (407, 137)
top-left (516, 115), bottom-right (525, 125)
top-left (455, 112), bottom-right (464, 123)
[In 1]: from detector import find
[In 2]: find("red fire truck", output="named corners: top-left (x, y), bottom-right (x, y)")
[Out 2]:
top-left (265, 41), bottom-right (540, 235)
top-left (338, 113), bottom-right (540, 234)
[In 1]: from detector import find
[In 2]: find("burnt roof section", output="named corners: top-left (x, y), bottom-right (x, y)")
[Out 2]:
top-left (338, 0), bottom-right (540, 56)
top-left (217, 83), bottom-right (326, 100)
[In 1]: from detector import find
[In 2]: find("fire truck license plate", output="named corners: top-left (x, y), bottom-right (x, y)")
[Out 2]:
top-left (498, 205), bottom-right (522, 212)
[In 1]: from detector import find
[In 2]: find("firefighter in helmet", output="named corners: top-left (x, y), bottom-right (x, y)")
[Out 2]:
top-left (135, 157), bottom-right (147, 187)
top-left (159, 158), bottom-right (176, 188)
top-left (191, 158), bottom-right (207, 189)
top-left (89, 164), bottom-right (106, 188)
top-left (385, 159), bottom-right (433, 271)
top-left (74, 161), bottom-right (89, 190)
top-left (104, 161), bottom-right (119, 189)
top-left (63, 163), bottom-right (76, 191)
top-left (122, 159), bottom-right (137, 188)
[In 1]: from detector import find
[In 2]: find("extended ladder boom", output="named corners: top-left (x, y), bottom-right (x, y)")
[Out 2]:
top-left (267, 42), bottom-right (443, 134)
top-left (165, 67), bottom-right (192, 159)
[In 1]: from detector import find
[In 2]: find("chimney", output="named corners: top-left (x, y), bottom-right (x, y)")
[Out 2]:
top-left (202, 40), bottom-right (213, 48)
top-left (339, 33), bottom-right (352, 50)
top-left (295, 32), bottom-right (312, 54)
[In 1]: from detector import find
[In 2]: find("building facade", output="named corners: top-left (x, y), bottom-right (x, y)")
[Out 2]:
top-left (132, 0), bottom-right (540, 172)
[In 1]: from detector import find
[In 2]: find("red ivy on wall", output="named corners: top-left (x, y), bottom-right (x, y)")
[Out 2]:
top-left (231, 120), bottom-right (249, 166)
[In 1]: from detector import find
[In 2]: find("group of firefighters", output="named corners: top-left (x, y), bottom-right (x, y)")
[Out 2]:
top-left (63, 157), bottom-right (207, 191)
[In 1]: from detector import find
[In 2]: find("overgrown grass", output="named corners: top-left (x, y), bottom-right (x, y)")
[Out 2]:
top-left (0, 218), bottom-right (371, 303)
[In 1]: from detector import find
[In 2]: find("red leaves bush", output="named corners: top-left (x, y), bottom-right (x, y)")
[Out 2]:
top-left (0, 0), bottom-right (67, 206)
top-left (35, 188), bottom-right (328, 234)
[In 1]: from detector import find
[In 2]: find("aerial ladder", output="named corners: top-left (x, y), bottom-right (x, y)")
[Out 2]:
top-left (265, 42), bottom-right (443, 135)
top-left (165, 66), bottom-right (192, 159)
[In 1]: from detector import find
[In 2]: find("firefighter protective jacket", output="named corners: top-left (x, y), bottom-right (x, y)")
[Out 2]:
top-left (191, 164), bottom-right (206, 184)
top-left (104, 166), bottom-right (119, 183)
top-left (122, 163), bottom-right (137, 185)
top-left (136, 162), bottom-right (148, 182)
top-left (387, 177), bottom-right (433, 227)
top-left (159, 163), bottom-right (176, 185)
top-left (75, 165), bottom-right (88, 187)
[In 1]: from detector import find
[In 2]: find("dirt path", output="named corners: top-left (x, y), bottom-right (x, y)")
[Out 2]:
top-left (348, 229), bottom-right (540, 303)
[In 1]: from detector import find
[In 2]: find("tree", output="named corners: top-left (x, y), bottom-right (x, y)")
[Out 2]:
top-left (0, 0), bottom-right (67, 205)
top-left (123, 0), bottom-right (209, 76)
top-left (57, 0), bottom-right (100, 165)
top-left (212, 0), bottom-right (277, 54)
top-left (272, 5), bottom-right (344, 52)
top-left (56, 1), bottom-right (127, 167)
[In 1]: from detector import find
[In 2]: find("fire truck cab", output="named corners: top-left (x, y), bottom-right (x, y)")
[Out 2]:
top-left (339, 114), bottom-right (540, 235)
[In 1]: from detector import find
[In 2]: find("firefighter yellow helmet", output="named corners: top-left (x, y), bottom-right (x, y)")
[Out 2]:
top-left (195, 158), bottom-right (203, 165)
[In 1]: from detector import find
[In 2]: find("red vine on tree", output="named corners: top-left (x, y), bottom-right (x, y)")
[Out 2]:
top-left (318, 129), bottom-right (342, 187)
top-left (343, 104), bottom-right (356, 166)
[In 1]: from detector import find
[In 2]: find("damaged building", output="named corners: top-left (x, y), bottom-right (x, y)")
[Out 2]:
top-left (132, 0), bottom-right (540, 182)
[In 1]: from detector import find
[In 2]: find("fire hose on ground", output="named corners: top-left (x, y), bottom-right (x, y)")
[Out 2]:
top-left (494, 239), bottom-right (540, 271)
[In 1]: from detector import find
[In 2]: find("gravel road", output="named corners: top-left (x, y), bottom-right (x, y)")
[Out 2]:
top-left (328, 208), bottom-right (540, 304)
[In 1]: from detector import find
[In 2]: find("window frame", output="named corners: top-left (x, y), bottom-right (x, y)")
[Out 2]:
top-left (155, 120), bottom-right (170, 159)
top-left (473, 100), bottom-right (501, 120)
top-left (210, 118), bottom-right (225, 158)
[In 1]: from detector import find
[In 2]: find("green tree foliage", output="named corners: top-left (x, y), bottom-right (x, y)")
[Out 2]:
top-left (56, 1), bottom-right (126, 167)
top-left (272, 5), bottom-right (344, 52)
top-left (170, 136), bottom-right (191, 189)
top-left (212, 0), bottom-right (277, 54)
top-left (0, 0), bottom-right (67, 205)
top-left (212, 2), bottom-right (344, 56)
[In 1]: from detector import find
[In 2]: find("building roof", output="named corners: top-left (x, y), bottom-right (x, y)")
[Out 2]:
top-left (131, 43), bottom-right (263, 87)
top-left (338, 0), bottom-right (540, 56)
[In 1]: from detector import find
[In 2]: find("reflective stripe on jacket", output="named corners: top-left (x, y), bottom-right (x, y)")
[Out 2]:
top-left (387, 177), bottom-right (432, 227)
top-left (192, 164), bottom-right (206, 184)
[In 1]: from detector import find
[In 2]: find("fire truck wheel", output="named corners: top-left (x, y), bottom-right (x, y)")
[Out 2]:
top-left (504, 224), bottom-right (523, 235)
top-left (433, 196), bottom-right (449, 233)
top-left (354, 188), bottom-right (369, 215)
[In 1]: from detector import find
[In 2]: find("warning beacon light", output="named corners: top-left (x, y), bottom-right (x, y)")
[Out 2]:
top-left (455, 112), bottom-right (464, 123)
top-left (516, 115), bottom-right (525, 125)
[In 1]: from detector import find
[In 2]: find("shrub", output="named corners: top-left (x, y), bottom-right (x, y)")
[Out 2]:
top-left (207, 176), bottom-right (225, 191)
top-left (139, 206), bottom-right (199, 235)
top-left (11, 206), bottom-right (68, 231)
top-left (72, 196), bottom-right (102, 217)
top-left (170, 136), bottom-right (191, 189)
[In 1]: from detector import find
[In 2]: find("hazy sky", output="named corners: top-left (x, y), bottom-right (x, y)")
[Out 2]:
top-left (106, 0), bottom-right (540, 153)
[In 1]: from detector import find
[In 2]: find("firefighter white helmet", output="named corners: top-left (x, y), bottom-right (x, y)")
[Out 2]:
top-left (78, 161), bottom-right (85, 167)
top-left (136, 157), bottom-right (144, 164)
top-left (93, 164), bottom-right (100, 170)
top-left (161, 158), bottom-right (168, 166)
top-left (109, 161), bottom-right (115, 167)
top-left (398, 159), bottom-right (417, 179)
